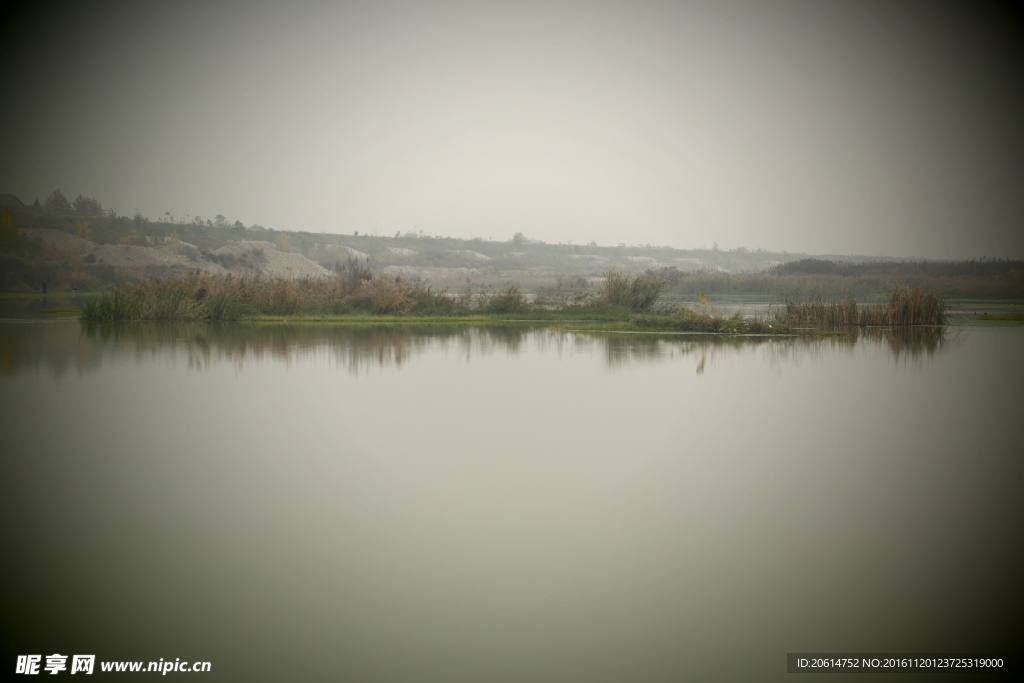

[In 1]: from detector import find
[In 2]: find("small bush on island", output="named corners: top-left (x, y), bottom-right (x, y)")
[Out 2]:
top-left (600, 269), bottom-right (668, 312)
top-left (361, 275), bottom-right (416, 314)
top-left (481, 284), bottom-right (530, 315)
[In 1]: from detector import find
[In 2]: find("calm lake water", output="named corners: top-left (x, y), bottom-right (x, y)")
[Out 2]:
top-left (1, 316), bottom-right (1021, 682)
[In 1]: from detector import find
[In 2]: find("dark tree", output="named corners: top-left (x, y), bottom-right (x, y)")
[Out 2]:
top-left (43, 189), bottom-right (72, 214)
top-left (73, 194), bottom-right (103, 216)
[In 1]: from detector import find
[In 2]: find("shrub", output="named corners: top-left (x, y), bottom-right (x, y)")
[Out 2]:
top-left (601, 269), bottom-right (667, 311)
top-left (361, 274), bottom-right (415, 314)
top-left (482, 284), bottom-right (529, 315)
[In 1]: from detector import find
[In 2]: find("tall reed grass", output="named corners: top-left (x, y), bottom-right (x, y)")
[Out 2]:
top-left (80, 268), bottom-right (946, 330)
top-left (81, 273), bottom-right (248, 321)
top-left (773, 287), bottom-right (945, 328)
top-left (601, 269), bottom-right (668, 312)
top-left (82, 269), bottom-right (537, 321)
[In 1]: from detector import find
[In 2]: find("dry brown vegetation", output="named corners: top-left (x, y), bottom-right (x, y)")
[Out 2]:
top-left (773, 287), bottom-right (945, 327)
top-left (80, 264), bottom-right (455, 321)
top-left (81, 263), bottom-right (674, 321)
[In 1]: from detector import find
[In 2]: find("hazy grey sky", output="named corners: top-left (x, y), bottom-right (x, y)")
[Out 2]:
top-left (2, 0), bottom-right (1022, 258)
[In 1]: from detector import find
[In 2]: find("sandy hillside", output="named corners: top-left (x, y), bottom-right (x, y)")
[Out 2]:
top-left (24, 229), bottom-right (332, 279)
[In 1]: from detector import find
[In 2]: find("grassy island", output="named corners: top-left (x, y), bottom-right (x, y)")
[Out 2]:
top-left (79, 265), bottom-right (947, 334)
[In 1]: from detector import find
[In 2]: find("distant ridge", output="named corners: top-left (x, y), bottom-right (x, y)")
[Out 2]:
top-left (22, 228), bottom-right (332, 280)
top-left (3, 192), bottom-right (1019, 295)
top-left (0, 193), bottom-right (28, 208)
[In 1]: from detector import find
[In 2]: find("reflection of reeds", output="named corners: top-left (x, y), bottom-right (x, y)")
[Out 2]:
top-left (774, 287), bottom-right (945, 328)
top-left (2, 320), bottom-right (958, 377)
top-left (80, 321), bottom-right (539, 372)
top-left (855, 325), bottom-right (951, 360)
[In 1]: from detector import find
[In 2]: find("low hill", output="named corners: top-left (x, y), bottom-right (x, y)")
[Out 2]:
top-left (0, 193), bottom-right (28, 209)
top-left (2, 191), bottom-right (1021, 297)
top-left (23, 229), bottom-right (331, 280)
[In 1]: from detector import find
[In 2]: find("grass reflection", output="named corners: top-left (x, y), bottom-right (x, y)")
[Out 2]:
top-left (854, 325), bottom-right (952, 360)
top-left (81, 321), bottom-right (538, 372)
top-left (0, 320), bottom-right (955, 377)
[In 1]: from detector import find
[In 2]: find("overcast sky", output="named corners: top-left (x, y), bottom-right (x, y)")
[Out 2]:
top-left (1, 0), bottom-right (1022, 258)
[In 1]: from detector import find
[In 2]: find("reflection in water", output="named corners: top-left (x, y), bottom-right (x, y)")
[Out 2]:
top-left (0, 295), bottom-right (84, 319)
top-left (855, 324), bottom-right (954, 360)
top-left (0, 320), bottom-right (98, 378)
top-left (0, 320), bottom-right (958, 377)
top-left (89, 322), bottom-right (537, 372)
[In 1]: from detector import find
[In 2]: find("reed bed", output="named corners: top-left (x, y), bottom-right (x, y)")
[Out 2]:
top-left (776, 297), bottom-right (860, 328)
top-left (80, 268), bottom-right (576, 321)
top-left (81, 267), bottom-right (946, 331)
top-left (81, 273), bottom-right (247, 321)
top-left (601, 269), bottom-right (668, 312)
top-left (80, 270), bottom-right (463, 321)
top-left (82, 264), bottom-right (676, 321)
top-left (773, 287), bottom-right (945, 328)
top-left (861, 286), bottom-right (946, 326)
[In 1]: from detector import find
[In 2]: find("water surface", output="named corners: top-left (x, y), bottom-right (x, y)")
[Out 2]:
top-left (1, 320), bottom-right (1021, 682)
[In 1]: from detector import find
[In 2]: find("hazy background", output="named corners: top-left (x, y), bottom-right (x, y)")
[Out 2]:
top-left (1, 0), bottom-right (1022, 259)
